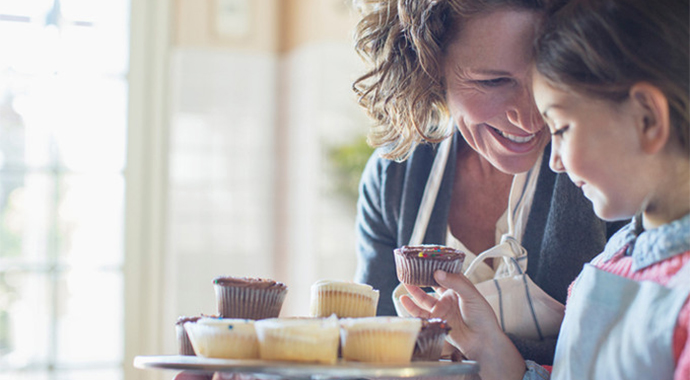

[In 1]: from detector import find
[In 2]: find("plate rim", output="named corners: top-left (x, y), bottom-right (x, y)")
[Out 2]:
top-left (133, 355), bottom-right (480, 378)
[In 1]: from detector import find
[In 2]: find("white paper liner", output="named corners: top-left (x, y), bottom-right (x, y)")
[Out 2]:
top-left (339, 317), bottom-right (421, 363)
top-left (184, 320), bottom-right (259, 359)
top-left (310, 288), bottom-right (379, 318)
top-left (255, 317), bottom-right (340, 363)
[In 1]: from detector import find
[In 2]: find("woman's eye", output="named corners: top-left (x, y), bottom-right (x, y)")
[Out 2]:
top-left (476, 78), bottom-right (511, 87)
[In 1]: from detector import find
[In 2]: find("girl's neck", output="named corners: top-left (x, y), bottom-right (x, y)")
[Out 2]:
top-left (642, 158), bottom-right (690, 230)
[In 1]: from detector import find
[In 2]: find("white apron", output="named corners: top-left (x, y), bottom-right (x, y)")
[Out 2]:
top-left (392, 137), bottom-right (565, 340)
top-left (552, 257), bottom-right (690, 379)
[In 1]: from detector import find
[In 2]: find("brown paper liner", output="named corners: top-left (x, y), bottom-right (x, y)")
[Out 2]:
top-left (215, 285), bottom-right (287, 319)
top-left (395, 254), bottom-right (464, 287)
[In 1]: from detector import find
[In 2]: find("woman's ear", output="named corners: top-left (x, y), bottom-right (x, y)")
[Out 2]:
top-left (629, 82), bottom-right (670, 154)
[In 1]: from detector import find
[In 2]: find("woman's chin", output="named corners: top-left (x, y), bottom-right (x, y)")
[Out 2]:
top-left (490, 154), bottom-right (542, 175)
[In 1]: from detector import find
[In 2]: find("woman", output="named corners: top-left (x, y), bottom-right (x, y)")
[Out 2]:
top-left (352, 0), bottom-right (625, 364)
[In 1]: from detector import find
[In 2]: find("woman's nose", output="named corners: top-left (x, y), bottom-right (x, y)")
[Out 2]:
top-left (507, 87), bottom-right (543, 133)
top-left (549, 144), bottom-right (566, 173)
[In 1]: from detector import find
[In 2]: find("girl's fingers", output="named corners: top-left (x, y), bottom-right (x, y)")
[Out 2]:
top-left (399, 294), bottom-right (432, 319)
top-left (432, 285), bottom-right (447, 296)
top-left (434, 270), bottom-right (481, 300)
top-left (403, 284), bottom-right (440, 310)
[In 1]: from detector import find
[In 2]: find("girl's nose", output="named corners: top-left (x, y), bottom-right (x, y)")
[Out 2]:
top-left (549, 144), bottom-right (566, 173)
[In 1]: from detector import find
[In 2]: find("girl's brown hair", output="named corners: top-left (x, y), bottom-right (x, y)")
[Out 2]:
top-left (353, 0), bottom-right (547, 160)
top-left (535, 0), bottom-right (690, 152)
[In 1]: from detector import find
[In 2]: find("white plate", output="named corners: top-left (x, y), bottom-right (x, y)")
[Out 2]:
top-left (133, 355), bottom-right (479, 379)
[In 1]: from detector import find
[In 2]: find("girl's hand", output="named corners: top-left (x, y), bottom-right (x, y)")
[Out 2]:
top-left (400, 270), bottom-right (527, 380)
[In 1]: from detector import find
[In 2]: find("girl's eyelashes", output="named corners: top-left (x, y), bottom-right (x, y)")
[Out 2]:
top-left (551, 125), bottom-right (569, 137)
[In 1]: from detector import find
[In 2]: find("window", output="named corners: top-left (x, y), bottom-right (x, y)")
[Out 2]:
top-left (0, 1), bottom-right (129, 379)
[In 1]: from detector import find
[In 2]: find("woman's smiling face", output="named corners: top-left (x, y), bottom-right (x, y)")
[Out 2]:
top-left (443, 8), bottom-right (550, 174)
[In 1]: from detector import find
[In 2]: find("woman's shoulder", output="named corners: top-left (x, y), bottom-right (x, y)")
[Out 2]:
top-left (361, 142), bottom-right (444, 186)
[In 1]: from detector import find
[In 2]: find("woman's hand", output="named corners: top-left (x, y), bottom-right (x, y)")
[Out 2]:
top-left (173, 372), bottom-right (258, 380)
top-left (400, 270), bottom-right (527, 380)
top-left (172, 371), bottom-right (212, 380)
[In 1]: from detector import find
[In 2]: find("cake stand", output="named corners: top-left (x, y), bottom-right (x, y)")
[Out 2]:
top-left (133, 355), bottom-right (480, 379)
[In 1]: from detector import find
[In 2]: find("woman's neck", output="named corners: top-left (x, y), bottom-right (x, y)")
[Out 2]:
top-left (456, 140), bottom-right (511, 179)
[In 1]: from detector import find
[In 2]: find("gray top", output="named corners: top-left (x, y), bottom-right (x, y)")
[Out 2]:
top-left (354, 132), bottom-right (626, 364)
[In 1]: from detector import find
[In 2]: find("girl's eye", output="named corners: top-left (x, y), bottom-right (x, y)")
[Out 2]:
top-left (552, 125), bottom-right (569, 137)
top-left (476, 78), bottom-right (511, 87)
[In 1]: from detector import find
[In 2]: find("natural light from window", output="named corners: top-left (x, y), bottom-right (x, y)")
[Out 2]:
top-left (0, 0), bottom-right (129, 379)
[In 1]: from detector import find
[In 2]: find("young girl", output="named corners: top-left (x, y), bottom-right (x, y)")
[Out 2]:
top-left (401, 0), bottom-right (689, 379)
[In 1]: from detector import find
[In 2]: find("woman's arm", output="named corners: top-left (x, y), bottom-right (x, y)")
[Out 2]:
top-left (354, 152), bottom-right (401, 315)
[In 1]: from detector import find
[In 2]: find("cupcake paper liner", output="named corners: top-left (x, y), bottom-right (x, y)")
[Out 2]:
top-left (412, 333), bottom-right (447, 361)
top-left (340, 329), bottom-right (419, 363)
top-left (339, 317), bottom-right (421, 363)
top-left (394, 254), bottom-right (464, 287)
top-left (255, 317), bottom-right (340, 363)
top-left (184, 319), bottom-right (259, 359)
top-left (310, 289), bottom-right (379, 318)
top-left (215, 285), bottom-right (287, 320)
top-left (176, 323), bottom-right (196, 356)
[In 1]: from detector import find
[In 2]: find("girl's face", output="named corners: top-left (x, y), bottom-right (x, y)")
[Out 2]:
top-left (443, 9), bottom-right (550, 174)
top-left (532, 74), bottom-right (645, 221)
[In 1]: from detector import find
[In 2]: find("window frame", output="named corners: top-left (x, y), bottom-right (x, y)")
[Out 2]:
top-left (124, 0), bottom-right (172, 379)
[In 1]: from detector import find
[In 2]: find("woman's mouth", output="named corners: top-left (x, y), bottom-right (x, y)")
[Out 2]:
top-left (493, 127), bottom-right (537, 143)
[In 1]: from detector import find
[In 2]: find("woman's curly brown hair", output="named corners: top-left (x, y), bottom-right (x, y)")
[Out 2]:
top-left (353, 0), bottom-right (547, 161)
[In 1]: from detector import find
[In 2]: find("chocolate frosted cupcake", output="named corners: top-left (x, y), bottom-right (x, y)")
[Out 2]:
top-left (176, 315), bottom-right (202, 355)
top-left (394, 245), bottom-right (465, 287)
top-left (412, 318), bottom-right (451, 361)
top-left (214, 276), bottom-right (287, 319)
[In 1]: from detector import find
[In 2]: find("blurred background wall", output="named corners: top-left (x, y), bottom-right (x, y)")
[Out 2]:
top-left (166, 0), bottom-right (370, 336)
top-left (0, 0), bottom-right (373, 379)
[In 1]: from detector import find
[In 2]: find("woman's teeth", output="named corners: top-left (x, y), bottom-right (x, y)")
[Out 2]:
top-left (496, 128), bottom-right (536, 143)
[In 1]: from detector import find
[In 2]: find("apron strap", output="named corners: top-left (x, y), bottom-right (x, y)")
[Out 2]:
top-left (408, 133), bottom-right (542, 277)
top-left (409, 136), bottom-right (453, 245)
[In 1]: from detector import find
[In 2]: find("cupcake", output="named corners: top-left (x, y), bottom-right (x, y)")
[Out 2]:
top-left (184, 317), bottom-right (259, 359)
top-left (175, 315), bottom-right (202, 355)
top-left (254, 316), bottom-right (340, 364)
top-left (310, 280), bottom-right (380, 318)
top-left (394, 245), bottom-right (465, 287)
top-left (412, 318), bottom-right (451, 361)
top-left (339, 317), bottom-right (422, 363)
top-left (213, 276), bottom-right (287, 319)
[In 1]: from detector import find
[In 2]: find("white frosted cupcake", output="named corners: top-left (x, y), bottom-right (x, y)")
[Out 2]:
top-left (254, 316), bottom-right (340, 364)
top-left (339, 317), bottom-right (422, 363)
top-left (184, 317), bottom-right (259, 359)
top-left (310, 280), bottom-right (380, 318)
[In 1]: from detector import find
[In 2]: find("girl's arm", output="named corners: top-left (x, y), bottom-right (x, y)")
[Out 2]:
top-left (401, 270), bottom-right (528, 380)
